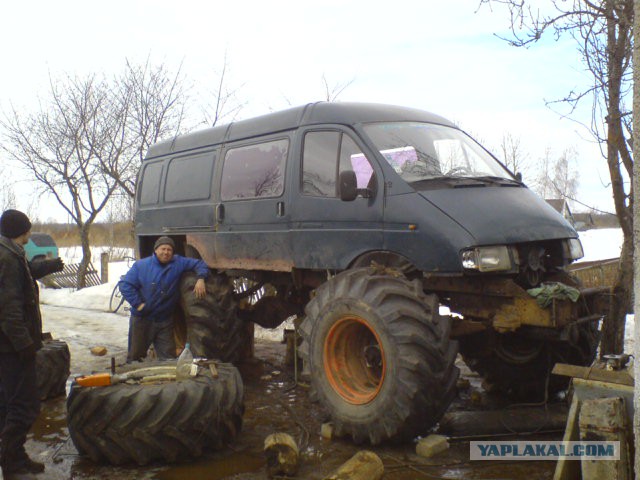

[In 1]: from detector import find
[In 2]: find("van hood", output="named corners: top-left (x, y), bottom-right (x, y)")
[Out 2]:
top-left (418, 186), bottom-right (577, 245)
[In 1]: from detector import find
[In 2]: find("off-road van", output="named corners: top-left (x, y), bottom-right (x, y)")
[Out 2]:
top-left (135, 102), bottom-right (607, 444)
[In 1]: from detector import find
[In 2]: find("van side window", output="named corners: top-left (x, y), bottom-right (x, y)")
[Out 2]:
top-left (302, 131), bottom-right (374, 197)
top-left (221, 139), bottom-right (288, 201)
top-left (139, 162), bottom-right (163, 206)
top-left (165, 151), bottom-right (215, 202)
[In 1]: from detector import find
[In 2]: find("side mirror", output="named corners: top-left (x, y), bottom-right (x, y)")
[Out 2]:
top-left (515, 171), bottom-right (523, 182)
top-left (339, 170), bottom-right (358, 201)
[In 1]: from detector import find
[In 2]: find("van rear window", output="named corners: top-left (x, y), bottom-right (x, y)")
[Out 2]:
top-left (221, 139), bottom-right (288, 201)
top-left (165, 152), bottom-right (215, 202)
top-left (139, 162), bottom-right (163, 205)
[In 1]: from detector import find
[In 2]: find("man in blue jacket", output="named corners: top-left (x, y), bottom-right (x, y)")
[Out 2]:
top-left (119, 236), bottom-right (209, 362)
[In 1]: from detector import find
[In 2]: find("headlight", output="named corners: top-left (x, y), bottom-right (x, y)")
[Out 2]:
top-left (461, 246), bottom-right (513, 272)
top-left (565, 238), bottom-right (584, 261)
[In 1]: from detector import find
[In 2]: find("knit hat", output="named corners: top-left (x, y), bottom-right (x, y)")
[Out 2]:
top-left (154, 236), bottom-right (175, 251)
top-left (0, 209), bottom-right (32, 239)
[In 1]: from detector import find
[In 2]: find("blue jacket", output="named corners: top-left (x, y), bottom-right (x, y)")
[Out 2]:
top-left (119, 254), bottom-right (209, 322)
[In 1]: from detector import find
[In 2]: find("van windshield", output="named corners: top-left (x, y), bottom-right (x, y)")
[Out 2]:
top-left (363, 122), bottom-right (513, 184)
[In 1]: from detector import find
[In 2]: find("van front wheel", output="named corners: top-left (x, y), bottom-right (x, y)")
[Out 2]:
top-left (299, 268), bottom-right (459, 444)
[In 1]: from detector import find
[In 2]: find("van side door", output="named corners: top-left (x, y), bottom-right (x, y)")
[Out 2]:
top-left (289, 127), bottom-right (384, 269)
top-left (213, 136), bottom-right (292, 271)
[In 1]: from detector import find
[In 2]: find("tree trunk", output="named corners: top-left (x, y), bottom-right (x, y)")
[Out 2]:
top-left (601, 2), bottom-right (633, 356)
top-left (601, 237), bottom-right (633, 355)
top-left (77, 226), bottom-right (92, 290)
top-left (632, 0), bottom-right (640, 474)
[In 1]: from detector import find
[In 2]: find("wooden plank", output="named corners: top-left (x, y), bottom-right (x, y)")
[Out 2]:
top-left (438, 404), bottom-right (568, 437)
top-left (553, 393), bottom-right (581, 480)
top-left (552, 363), bottom-right (634, 387)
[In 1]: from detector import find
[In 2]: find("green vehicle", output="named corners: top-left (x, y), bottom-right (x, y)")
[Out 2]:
top-left (24, 232), bottom-right (59, 262)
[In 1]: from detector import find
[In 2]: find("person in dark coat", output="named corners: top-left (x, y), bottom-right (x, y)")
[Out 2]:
top-left (119, 236), bottom-right (209, 362)
top-left (0, 209), bottom-right (63, 480)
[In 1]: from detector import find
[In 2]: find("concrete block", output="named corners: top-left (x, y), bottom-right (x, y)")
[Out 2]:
top-left (320, 422), bottom-right (333, 439)
top-left (90, 346), bottom-right (107, 356)
top-left (322, 450), bottom-right (383, 480)
top-left (416, 434), bottom-right (449, 458)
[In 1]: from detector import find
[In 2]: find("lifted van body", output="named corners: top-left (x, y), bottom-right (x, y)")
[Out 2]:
top-left (136, 102), bottom-right (606, 445)
top-left (137, 102), bottom-right (576, 273)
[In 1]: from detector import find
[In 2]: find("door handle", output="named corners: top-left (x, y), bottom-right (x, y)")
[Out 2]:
top-left (215, 203), bottom-right (225, 223)
top-left (277, 202), bottom-right (285, 217)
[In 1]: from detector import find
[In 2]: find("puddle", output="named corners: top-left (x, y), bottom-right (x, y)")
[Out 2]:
top-left (30, 397), bottom-right (68, 444)
top-left (157, 453), bottom-right (264, 480)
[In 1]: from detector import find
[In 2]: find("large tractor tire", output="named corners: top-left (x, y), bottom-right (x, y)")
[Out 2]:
top-left (180, 272), bottom-right (251, 362)
top-left (36, 339), bottom-right (70, 400)
top-left (459, 320), bottom-right (600, 400)
top-left (67, 361), bottom-right (243, 465)
top-left (299, 268), bottom-right (459, 445)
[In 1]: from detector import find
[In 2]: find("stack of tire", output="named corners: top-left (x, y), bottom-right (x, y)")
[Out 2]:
top-left (66, 361), bottom-right (244, 465)
top-left (36, 338), bottom-right (70, 400)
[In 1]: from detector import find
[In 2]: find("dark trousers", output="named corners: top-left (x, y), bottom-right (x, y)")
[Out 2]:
top-left (0, 352), bottom-right (40, 470)
top-left (127, 316), bottom-right (176, 362)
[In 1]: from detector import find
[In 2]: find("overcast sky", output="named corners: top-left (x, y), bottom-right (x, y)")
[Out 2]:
top-left (0, 0), bottom-right (615, 220)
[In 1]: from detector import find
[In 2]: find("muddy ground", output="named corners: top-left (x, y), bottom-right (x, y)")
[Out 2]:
top-left (19, 305), bottom-right (565, 480)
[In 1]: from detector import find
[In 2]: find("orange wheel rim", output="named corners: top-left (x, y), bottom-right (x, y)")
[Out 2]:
top-left (324, 315), bottom-right (385, 405)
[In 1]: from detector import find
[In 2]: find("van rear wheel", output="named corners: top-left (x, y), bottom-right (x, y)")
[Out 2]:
top-left (180, 272), bottom-right (251, 362)
top-left (459, 321), bottom-right (600, 400)
top-left (299, 268), bottom-right (459, 444)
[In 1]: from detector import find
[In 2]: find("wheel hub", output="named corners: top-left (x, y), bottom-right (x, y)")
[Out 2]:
top-left (495, 334), bottom-right (544, 365)
top-left (324, 315), bottom-right (385, 405)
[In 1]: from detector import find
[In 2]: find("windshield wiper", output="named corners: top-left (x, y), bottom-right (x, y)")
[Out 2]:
top-left (408, 175), bottom-right (523, 190)
top-left (472, 176), bottom-right (524, 187)
top-left (408, 176), bottom-right (487, 189)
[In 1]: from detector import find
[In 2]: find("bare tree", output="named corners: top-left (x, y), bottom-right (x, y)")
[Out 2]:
top-left (499, 132), bottom-right (529, 175)
top-left (481, 0), bottom-right (633, 355)
top-left (533, 147), bottom-right (554, 199)
top-left (551, 147), bottom-right (579, 200)
top-left (1, 74), bottom-right (124, 288)
top-left (100, 56), bottom-right (243, 209)
top-left (0, 171), bottom-right (15, 212)
top-left (104, 59), bottom-right (189, 200)
top-left (200, 52), bottom-right (245, 127)
top-left (322, 74), bottom-right (355, 102)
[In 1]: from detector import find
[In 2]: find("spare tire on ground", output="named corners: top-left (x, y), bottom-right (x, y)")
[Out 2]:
top-left (36, 339), bottom-right (70, 400)
top-left (67, 360), bottom-right (244, 465)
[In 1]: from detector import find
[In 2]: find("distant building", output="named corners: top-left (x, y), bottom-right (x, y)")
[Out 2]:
top-left (572, 212), bottom-right (596, 231)
top-left (545, 198), bottom-right (575, 227)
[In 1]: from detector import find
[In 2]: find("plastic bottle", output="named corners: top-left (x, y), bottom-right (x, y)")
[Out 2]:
top-left (176, 342), bottom-right (194, 380)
